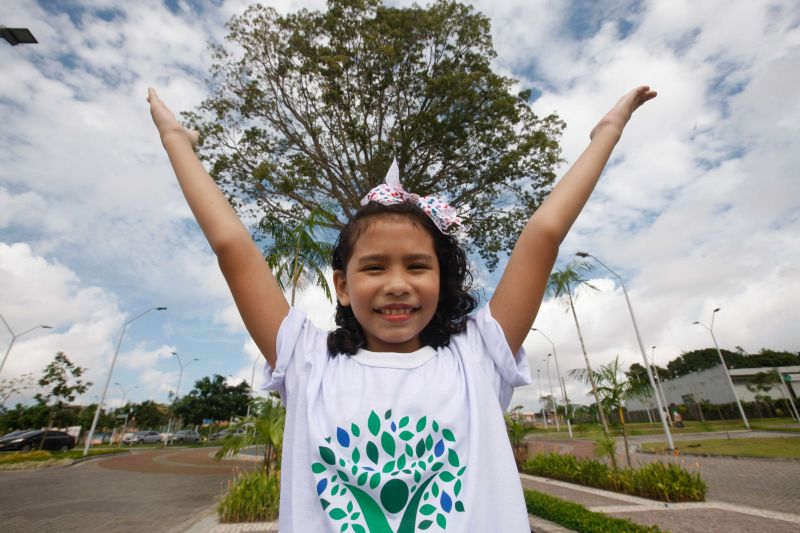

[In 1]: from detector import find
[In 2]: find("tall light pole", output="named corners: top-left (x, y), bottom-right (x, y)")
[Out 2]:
top-left (245, 356), bottom-right (262, 435)
top-left (544, 354), bottom-right (560, 431)
top-left (576, 252), bottom-right (674, 450)
top-left (83, 306), bottom-right (167, 456)
top-left (651, 346), bottom-right (672, 424)
top-left (532, 328), bottom-right (572, 437)
top-left (167, 352), bottom-right (199, 444)
top-left (0, 314), bottom-right (52, 379)
top-left (694, 308), bottom-right (749, 429)
top-left (114, 382), bottom-right (137, 448)
top-left (537, 368), bottom-right (548, 430)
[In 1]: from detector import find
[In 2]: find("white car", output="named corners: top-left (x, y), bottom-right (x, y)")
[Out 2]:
top-left (123, 430), bottom-right (163, 445)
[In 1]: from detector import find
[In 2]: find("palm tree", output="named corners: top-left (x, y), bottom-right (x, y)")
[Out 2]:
top-left (546, 260), bottom-right (611, 437)
top-left (215, 396), bottom-right (286, 476)
top-left (570, 356), bottom-right (652, 468)
top-left (261, 206), bottom-right (335, 305)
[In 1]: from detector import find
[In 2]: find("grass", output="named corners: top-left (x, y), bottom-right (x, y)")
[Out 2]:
top-left (641, 436), bottom-right (800, 459)
top-left (527, 418), bottom-right (797, 440)
top-left (0, 448), bottom-right (127, 469)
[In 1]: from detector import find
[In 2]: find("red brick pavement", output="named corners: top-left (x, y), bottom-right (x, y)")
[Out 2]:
top-left (100, 446), bottom-right (260, 476)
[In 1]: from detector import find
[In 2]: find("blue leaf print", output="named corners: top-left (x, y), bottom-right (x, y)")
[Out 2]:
top-left (316, 478), bottom-right (328, 496)
top-left (337, 427), bottom-right (350, 448)
top-left (441, 491), bottom-right (452, 513)
top-left (391, 421), bottom-right (397, 432)
top-left (434, 439), bottom-right (444, 457)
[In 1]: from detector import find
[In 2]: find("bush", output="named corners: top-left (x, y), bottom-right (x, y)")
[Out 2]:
top-left (525, 489), bottom-right (663, 533)
top-left (218, 470), bottom-right (280, 523)
top-left (521, 453), bottom-right (705, 502)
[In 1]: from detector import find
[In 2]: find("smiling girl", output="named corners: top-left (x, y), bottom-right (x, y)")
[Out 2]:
top-left (149, 85), bottom-right (656, 532)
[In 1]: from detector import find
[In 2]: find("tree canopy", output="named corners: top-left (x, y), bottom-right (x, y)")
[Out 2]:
top-left (184, 0), bottom-right (564, 269)
top-left (172, 374), bottom-right (251, 426)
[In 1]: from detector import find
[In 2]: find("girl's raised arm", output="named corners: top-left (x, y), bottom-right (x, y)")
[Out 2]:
top-left (489, 86), bottom-right (657, 354)
top-left (148, 88), bottom-right (288, 368)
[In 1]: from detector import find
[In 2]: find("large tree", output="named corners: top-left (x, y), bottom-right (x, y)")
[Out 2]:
top-left (184, 0), bottom-right (564, 270)
top-left (36, 352), bottom-right (91, 435)
top-left (172, 374), bottom-right (251, 426)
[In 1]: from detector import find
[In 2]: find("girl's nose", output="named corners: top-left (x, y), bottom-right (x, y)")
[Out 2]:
top-left (383, 270), bottom-right (411, 295)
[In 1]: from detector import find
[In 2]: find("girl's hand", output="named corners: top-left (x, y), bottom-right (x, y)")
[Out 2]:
top-left (147, 87), bottom-right (200, 147)
top-left (590, 85), bottom-right (657, 140)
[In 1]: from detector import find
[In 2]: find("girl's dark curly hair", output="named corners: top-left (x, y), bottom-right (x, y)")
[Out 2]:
top-left (327, 201), bottom-right (477, 356)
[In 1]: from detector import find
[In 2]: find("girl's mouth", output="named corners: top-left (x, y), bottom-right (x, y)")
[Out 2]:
top-left (375, 306), bottom-right (418, 322)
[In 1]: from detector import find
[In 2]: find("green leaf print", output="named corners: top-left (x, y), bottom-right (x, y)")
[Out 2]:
top-left (368, 411), bottom-right (380, 436)
top-left (381, 431), bottom-right (396, 457)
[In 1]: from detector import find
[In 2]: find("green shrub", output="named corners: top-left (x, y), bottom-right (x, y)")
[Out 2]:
top-left (0, 451), bottom-right (53, 464)
top-left (218, 470), bottom-right (280, 523)
top-left (525, 489), bottom-right (663, 533)
top-left (521, 453), bottom-right (705, 502)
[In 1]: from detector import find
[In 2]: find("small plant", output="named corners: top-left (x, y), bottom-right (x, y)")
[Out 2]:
top-left (217, 470), bottom-right (280, 523)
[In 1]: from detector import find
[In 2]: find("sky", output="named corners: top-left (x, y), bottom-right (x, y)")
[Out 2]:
top-left (1, 0), bottom-right (798, 416)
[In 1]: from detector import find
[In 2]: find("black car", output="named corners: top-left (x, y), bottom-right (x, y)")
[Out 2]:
top-left (0, 430), bottom-right (76, 452)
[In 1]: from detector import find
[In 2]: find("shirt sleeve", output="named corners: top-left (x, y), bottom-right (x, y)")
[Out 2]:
top-left (465, 305), bottom-right (532, 410)
top-left (261, 307), bottom-right (327, 405)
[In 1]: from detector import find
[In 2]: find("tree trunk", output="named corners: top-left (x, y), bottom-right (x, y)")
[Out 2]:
top-left (619, 406), bottom-right (631, 468)
top-left (568, 291), bottom-right (610, 437)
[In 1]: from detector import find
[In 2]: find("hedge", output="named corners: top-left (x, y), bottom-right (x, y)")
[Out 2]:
top-left (525, 489), bottom-right (663, 533)
top-left (522, 453), bottom-right (706, 502)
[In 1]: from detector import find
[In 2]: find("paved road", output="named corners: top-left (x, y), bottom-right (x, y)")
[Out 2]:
top-left (0, 447), bottom-right (258, 532)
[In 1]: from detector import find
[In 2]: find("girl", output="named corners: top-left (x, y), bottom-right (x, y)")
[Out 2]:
top-left (149, 85), bottom-right (656, 532)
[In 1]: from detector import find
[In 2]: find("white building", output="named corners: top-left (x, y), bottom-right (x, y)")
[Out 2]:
top-left (626, 365), bottom-right (799, 417)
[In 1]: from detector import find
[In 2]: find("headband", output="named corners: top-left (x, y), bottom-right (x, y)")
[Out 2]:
top-left (360, 160), bottom-right (462, 233)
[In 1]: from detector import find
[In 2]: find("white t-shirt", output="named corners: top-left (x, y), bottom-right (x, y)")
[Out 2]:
top-left (263, 305), bottom-right (532, 533)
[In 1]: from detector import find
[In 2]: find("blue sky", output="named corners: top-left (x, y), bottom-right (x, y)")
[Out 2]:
top-left (1, 0), bottom-right (798, 414)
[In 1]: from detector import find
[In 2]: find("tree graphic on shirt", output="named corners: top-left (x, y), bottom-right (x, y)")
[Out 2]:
top-left (311, 409), bottom-right (466, 532)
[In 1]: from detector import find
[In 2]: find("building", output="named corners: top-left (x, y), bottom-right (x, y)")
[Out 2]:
top-left (626, 365), bottom-right (799, 419)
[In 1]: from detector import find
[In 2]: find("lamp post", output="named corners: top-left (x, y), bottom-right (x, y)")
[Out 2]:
top-left (245, 356), bottom-right (262, 436)
top-left (114, 382), bottom-right (137, 448)
top-left (576, 252), bottom-right (674, 450)
top-left (693, 308), bottom-right (749, 429)
top-left (650, 346), bottom-right (672, 424)
top-left (543, 354), bottom-right (560, 432)
top-left (0, 314), bottom-right (52, 379)
top-left (167, 352), bottom-right (199, 444)
top-left (532, 328), bottom-right (572, 437)
top-left (0, 26), bottom-right (38, 46)
top-left (83, 306), bottom-right (167, 456)
top-left (537, 368), bottom-right (548, 430)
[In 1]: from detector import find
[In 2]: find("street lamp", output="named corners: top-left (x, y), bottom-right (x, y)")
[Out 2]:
top-left (532, 328), bottom-right (573, 438)
top-left (536, 368), bottom-right (548, 430)
top-left (83, 306), bottom-right (167, 456)
top-left (167, 352), bottom-right (199, 444)
top-left (114, 382), bottom-right (137, 447)
top-left (543, 354), bottom-right (560, 431)
top-left (576, 252), bottom-right (674, 450)
top-left (650, 346), bottom-right (672, 425)
top-left (245, 356), bottom-right (262, 435)
top-left (0, 26), bottom-right (38, 46)
top-left (0, 314), bottom-right (52, 379)
top-left (693, 308), bottom-right (749, 429)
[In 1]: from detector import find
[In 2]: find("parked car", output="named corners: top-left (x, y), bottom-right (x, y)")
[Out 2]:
top-left (209, 428), bottom-right (246, 441)
top-left (0, 430), bottom-right (75, 452)
top-left (122, 430), bottom-right (163, 445)
top-left (0, 429), bottom-right (34, 440)
top-left (171, 429), bottom-right (201, 444)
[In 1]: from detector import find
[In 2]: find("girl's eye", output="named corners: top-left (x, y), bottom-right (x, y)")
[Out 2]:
top-left (409, 264), bottom-right (429, 270)
top-left (363, 265), bottom-right (384, 271)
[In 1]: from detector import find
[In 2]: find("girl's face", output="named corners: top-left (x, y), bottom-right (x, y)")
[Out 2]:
top-left (333, 217), bottom-right (440, 353)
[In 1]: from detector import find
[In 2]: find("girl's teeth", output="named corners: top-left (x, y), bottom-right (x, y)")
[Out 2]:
top-left (382, 308), bottom-right (411, 315)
